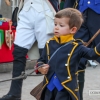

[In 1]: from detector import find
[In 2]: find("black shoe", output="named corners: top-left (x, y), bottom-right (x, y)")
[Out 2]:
top-left (0, 95), bottom-right (21, 100)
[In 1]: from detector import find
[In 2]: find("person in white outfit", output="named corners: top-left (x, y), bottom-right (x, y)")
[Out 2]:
top-left (0, 0), bottom-right (59, 100)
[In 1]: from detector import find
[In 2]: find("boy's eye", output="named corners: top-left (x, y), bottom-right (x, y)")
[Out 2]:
top-left (55, 24), bottom-right (57, 26)
top-left (60, 25), bottom-right (64, 27)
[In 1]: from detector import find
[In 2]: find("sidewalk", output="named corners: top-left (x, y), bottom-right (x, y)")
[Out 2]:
top-left (0, 64), bottom-right (100, 100)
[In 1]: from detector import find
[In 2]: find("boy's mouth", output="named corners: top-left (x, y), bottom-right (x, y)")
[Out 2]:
top-left (54, 32), bottom-right (59, 34)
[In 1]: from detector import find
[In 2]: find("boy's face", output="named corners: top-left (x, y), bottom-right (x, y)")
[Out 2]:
top-left (54, 17), bottom-right (74, 37)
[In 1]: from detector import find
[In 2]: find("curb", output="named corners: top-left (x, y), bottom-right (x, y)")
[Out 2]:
top-left (0, 60), bottom-right (37, 73)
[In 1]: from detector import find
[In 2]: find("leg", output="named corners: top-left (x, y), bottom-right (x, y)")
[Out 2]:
top-left (8, 45), bottom-right (28, 97)
top-left (78, 71), bottom-right (85, 100)
top-left (78, 58), bottom-right (87, 100)
top-left (78, 82), bottom-right (84, 100)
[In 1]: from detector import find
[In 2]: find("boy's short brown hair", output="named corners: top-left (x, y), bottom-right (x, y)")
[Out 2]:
top-left (55, 8), bottom-right (83, 30)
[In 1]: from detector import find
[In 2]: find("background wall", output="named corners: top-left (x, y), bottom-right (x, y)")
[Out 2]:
top-left (0, 0), bottom-right (12, 19)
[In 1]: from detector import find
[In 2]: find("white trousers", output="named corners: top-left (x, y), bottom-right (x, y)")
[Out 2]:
top-left (14, 1), bottom-right (54, 49)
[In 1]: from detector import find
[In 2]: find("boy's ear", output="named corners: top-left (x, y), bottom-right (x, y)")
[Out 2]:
top-left (70, 27), bottom-right (77, 34)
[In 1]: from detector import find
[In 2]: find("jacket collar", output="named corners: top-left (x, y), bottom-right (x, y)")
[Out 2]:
top-left (54, 34), bottom-right (74, 44)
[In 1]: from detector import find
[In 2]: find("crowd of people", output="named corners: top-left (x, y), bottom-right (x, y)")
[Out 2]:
top-left (0, 0), bottom-right (100, 100)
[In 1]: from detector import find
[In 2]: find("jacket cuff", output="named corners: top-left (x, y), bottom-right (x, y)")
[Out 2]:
top-left (37, 62), bottom-right (44, 67)
top-left (94, 46), bottom-right (100, 56)
top-left (35, 62), bottom-right (44, 74)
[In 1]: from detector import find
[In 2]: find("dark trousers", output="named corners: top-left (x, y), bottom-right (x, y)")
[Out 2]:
top-left (77, 59), bottom-right (86, 100)
top-left (8, 44), bottom-right (28, 97)
top-left (78, 71), bottom-right (85, 100)
top-left (42, 88), bottom-right (72, 100)
top-left (8, 44), bottom-right (43, 97)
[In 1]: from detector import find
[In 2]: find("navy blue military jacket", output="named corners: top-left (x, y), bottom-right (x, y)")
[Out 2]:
top-left (37, 36), bottom-right (100, 100)
top-left (64, 0), bottom-right (100, 14)
top-left (79, 0), bottom-right (100, 14)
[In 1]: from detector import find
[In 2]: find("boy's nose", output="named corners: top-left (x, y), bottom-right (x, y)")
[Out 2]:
top-left (55, 26), bottom-right (59, 30)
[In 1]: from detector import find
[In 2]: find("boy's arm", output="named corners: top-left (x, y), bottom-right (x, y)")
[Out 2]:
top-left (79, 43), bottom-right (100, 60)
top-left (36, 44), bottom-right (48, 74)
top-left (37, 44), bottom-right (48, 64)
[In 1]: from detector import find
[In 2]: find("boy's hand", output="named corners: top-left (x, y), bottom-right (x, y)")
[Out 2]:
top-left (38, 64), bottom-right (50, 75)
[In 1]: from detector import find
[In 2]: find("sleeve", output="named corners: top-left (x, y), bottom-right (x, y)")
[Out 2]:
top-left (79, 43), bottom-right (100, 60)
top-left (37, 44), bottom-right (48, 67)
top-left (35, 44), bottom-right (48, 74)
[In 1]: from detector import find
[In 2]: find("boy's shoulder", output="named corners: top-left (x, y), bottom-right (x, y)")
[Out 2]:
top-left (46, 38), bottom-right (85, 46)
top-left (46, 37), bottom-right (55, 43)
top-left (74, 39), bottom-right (85, 46)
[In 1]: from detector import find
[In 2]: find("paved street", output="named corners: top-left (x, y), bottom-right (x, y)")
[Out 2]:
top-left (0, 64), bottom-right (100, 100)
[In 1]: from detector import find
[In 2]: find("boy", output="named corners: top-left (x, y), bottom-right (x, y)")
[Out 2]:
top-left (37, 8), bottom-right (100, 100)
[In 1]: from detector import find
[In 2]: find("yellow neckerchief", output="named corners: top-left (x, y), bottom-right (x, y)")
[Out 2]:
top-left (54, 34), bottom-right (74, 44)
